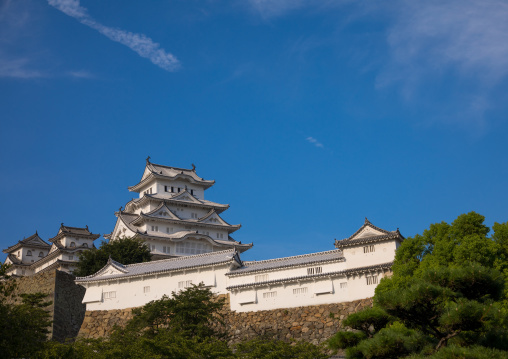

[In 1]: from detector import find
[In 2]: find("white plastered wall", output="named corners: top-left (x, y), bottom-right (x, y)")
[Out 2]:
top-left (81, 263), bottom-right (230, 311)
top-left (342, 240), bottom-right (397, 269)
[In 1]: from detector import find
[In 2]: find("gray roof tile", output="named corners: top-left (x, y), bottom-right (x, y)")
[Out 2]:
top-left (75, 249), bottom-right (240, 282)
top-left (227, 249), bottom-right (344, 276)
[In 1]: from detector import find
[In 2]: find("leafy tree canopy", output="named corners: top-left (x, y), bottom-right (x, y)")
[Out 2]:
top-left (0, 264), bottom-right (53, 359)
top-left (34, 284), bottom-right (328, 359)
top-left (73, 236), bottom-right (151, 277)
top-left (329, 212), bottom-right (508, 359)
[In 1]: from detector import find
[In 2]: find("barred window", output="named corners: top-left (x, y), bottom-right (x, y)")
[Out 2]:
top-left (366, 275), bottom-right (378, 285)
top-left (293, 287), bottom-right (308, 295)
top-left (143, 286), bottom-right (150, 293)
top-left (178, 280), bottom-right (193, 289)
top-left (340, 282), bottom-right (348, 289)
top-left (103, 291), bottom-right (116, 300)
top-left (255, 274), bottom-right (268, 282)
top-left (307, 266), bottom-right (323, 275)
top-left (363, 245), bottom-right (375, 253)
top-left (176, 241), bottom-right (211, 255)
top-left (263, 291), bottom-right (277, 299)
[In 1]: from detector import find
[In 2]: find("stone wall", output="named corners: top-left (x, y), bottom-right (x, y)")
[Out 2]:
top-left (5, 270), bottom-right (86, 342)
top-left (78, 295), bottom-right (373, 344)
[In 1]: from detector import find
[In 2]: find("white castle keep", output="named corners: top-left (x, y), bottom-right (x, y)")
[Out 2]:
top-left (74, 159), bottom-right (403, 313)
top-left (104, 157), bottom-right (252, 258)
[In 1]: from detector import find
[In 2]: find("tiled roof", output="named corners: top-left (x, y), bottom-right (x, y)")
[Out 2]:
top-left (335, 232), bottom-right (403, 248)
top-left (126, 208), bottom-right (241, 233)
top-left (227, 262), bottom-right (393, 290)
top-left (128, 160), bottom-right (215, 192)
top-left (334, 219), bottom-right (404, 249)
top-left (75, 249), bottom-right (240, 283)
top-left (48, 224), bottom-right (100, 243)
top-left (226, 249), bottom-right (344, 276)
top-left (124, 193), bottom-right (229, 214)
top-left (3, 232), bottom-right (50, 253)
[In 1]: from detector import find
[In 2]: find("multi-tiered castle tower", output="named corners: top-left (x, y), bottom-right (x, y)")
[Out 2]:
top-left (104, 158), bottom-right (252, 259)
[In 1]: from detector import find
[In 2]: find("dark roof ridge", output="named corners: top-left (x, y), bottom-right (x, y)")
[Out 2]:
top-left (125, 248), bottom-right (236, 268)
top-left (242, 249), bottom-right (343, 266)
top-left (227, 262), bottom-right (393, 290)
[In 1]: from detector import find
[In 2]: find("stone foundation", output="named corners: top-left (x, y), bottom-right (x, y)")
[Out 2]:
top-left (78, 296), bottom-right (373, 344)
top-left (5, 270), bottom-right (86, 342)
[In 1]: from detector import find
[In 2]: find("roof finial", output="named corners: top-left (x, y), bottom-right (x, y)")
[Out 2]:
top-left (119, 206), bottom-right (123, 212)
top-left (61, 222), bottom-right (64, 227)
top-left (146, 156), bottom-right (151, 164)
top-left (85, 225), bottom-right (89, 231)
top-left (35, 230), bottom-right (38, 235)
top-left (364, 217), bottom-right (370, 224)
top-left (191, 163), bottom-right (196, 171)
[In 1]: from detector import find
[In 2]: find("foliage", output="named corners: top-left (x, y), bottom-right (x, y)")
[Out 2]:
top-left (126, 283), bottom-right (227, 340)
top-left (0, 263), bottom-right (53, 358)
top-left (73, 236), bottom-right (151, 277)
top-left (234, 336), bottom-right (328, 359)
top-left (329, 212), bottom-right (508, 358)
top-left (31, 284), bottom-right (327, 358)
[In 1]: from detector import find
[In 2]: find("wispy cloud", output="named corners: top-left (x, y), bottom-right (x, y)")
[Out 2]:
top-left (376, 0), bottom-right (508, 126)
top-left (47, 0), bottom-right (180, 72)
top-left (0, 57), bottom-right (45, 79)
top-left (306, 136), bottom-right (324, 148)
top-left (378, 1), bottom-right (508, 87)
top-left (67, 70), bottom-right (94, 79)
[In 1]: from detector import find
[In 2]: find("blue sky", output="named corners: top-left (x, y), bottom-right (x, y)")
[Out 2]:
top-left (1, 0), bottom-right (507, 262)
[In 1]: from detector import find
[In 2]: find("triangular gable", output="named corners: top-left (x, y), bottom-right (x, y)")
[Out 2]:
top-left (347, 219), bottom-right (392, 241)
top-left (111, 217), bottom-right (137, 240)
top-left (198, 210), bottom-right (230, 226)
top-left (22, 234), bottom-right (50, 247)
top-left (144, 202), bottom-right (180, 220)
top-left (140, 165), bottom-right (153, 181)
top-left (96, 264), bottom-right (127, 277)
top-left (171, 190), bottom-right (202, 204)
top-left (49, 243), bottom-right (60, 254)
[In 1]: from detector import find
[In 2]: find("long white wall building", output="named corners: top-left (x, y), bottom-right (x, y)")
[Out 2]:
top-left (76, 219), bottom-right (403, 312)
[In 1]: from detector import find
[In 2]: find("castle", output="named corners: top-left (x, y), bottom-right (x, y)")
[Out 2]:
top-left (4, 158), bottom-right (403, 313)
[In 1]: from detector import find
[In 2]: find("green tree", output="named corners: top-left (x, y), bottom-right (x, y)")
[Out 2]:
top-left (235, 336), bottom-right (328, 359)
top-left (74, 236), bottom-right (151, 277)
top-left (328, 212), bottom-right (508, 358)
top-left (0, 264), bottom-right (53, 358)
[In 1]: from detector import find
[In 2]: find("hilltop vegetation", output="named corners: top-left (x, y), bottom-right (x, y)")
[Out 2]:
top-left (328, 212), bottom-right (508, 358)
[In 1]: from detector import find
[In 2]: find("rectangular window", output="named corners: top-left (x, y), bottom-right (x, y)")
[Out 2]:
top-left (163, 246), bottom-right (169, 254)
top-left (103, 291), bottom-right (116, 300)
top-left (143, 286), bottom-right (150, 293)
top-left (255, 274), bottom-right (269, 282)
top-left (151, 226), bottom-right (158, 232)
top-left (175, 241), bottom-right (212, 255)
top-left (340, 282), bottom-right (348, 289)
top-left (166, 227), bottom-right (170, 233)
top-left (366, 275), bottom-right (378, 285)
top-left (178, 188), bottom-right (181, 193)
top-left (191, 213), bottom-right (198, 219)
top-left (263, 291), bottom-right (277, 299)
top-left (190, 189), bottom-right (194, 195)
top-left (171, 186), bottom-right (174, 193)
top-left (307, 267), bottom-right (323, 275)
top-left (178, 280), bottom-right (192, 289)
top-left (68, 255), bottom-right (74, 260)
top-left (293, 287), bottom-right (308, 295)
top-left (165, 185), bottom-right (168, 192)
top-left (363, 245), bottom-right (376, 253)
top-left (151, 245), bottom-right (155, 251)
